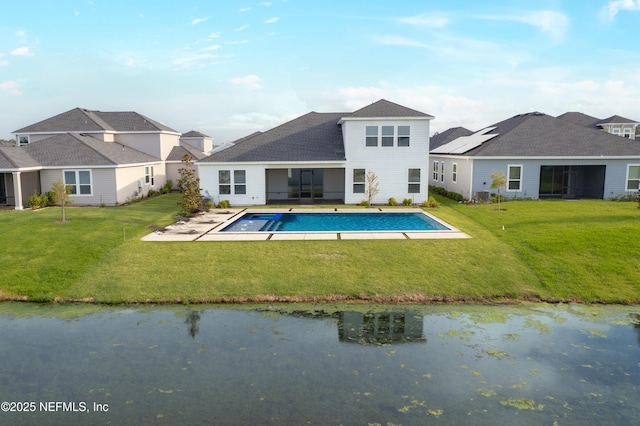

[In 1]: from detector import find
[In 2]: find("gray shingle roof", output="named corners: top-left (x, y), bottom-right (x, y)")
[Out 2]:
top-left (348, 99), bottom-right (433, 118)
top-left (22, 133), bottom-right (159, 166)
top-left (430, 127), bottom-right (473, 150)
top-left (596, 115), bottom-right (639, 125)
top-left (200, 112), bottom-right (347, 162)
top-left (167, 142), bottom-right (208, 161)
top-left (0, 147), bottom-right (40, 169)
top-left (182, 130), bottom-right (211, 138)
top-left (200, 100), bottom-right (432, 163)
top-left (556, 112), bottom-right (600, 128)
top-left (458, 112), bottom-right (640, 157)
top-left (14, 108), bottom-right (179, 134)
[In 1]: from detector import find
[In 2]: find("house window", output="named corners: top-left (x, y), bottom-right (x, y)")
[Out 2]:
top-left (624, 128), bottom-right (632, 138)
top-left (219, 170), bottom-right (231, 194)
top-left (234, 170), bottom-right (246, 195)
top-left (508, 165), bottom-right (523, 191)
top-left (440, 162), bottom-right (445, 182)
top-left (365, 126), bottom-right (378, 147)
top-left (613, 128), bottom-right (621, 136)
top-left (408, 168), bottom-right (420, 193)
top-left (145, 166), bottom-right (155, 186)
top-left (627, 165), bottom-right (640, 190)
top-left (381, 126), bottom-right (394, 147)
top-left (452, 163), bottom-right (458, 183)
top-left (433, 161), bottom-right (439, 181)
top-left (397, 126), bottom-right (410, 147)
top-left (64, 170), bottom-right (92, 195)
top-left (353, 169), bottom-right (365, 193)
top-left (18, 135), bottom-right (29, 146)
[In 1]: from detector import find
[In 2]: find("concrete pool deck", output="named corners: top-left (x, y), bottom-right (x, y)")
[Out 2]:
top-left (141, 207), bottom-right (471, 242)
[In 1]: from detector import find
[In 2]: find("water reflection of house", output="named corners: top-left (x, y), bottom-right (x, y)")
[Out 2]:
top-left (338, 311), bottom-right (425, 345)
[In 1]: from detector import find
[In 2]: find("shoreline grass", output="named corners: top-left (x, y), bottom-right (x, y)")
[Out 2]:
top-left (1, 193), bottom-right (639, 305)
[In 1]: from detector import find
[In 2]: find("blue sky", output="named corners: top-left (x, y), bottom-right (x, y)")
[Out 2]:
top-left (1, 0), bottom-right (640, 142)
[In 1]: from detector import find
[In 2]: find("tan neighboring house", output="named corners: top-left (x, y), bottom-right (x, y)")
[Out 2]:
top-left (1, 108), bottom-right (209, 209)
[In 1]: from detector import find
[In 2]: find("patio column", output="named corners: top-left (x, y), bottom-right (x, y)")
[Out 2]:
top-left (12, 171), bottom-right (23, 210)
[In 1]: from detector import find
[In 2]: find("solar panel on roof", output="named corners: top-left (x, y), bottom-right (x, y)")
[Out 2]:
top-left (430, 127), bottom-right (498, 154)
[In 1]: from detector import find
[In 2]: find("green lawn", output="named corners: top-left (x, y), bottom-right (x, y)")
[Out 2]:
top-left (1, 194), bottom-right (639, 304)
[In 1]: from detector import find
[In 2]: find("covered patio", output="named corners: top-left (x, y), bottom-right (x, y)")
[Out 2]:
top-left (265, 167), bottom-right (345, 204)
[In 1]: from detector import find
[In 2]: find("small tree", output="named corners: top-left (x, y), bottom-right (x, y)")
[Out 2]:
top-left (177, 154), bottom-right (204, 214)
top-left (365, 171), bottom-right (380, 207)
top-left (51, 179), bottom-right (72, 222)
top-left (490, 171), bottom-right (506, 211)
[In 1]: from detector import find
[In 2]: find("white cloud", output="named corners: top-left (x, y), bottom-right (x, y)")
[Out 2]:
top-left (600, 0), bottom-right (640, 21)
top-left (239, 7), bottom-right (252, 12)
top-left (231, 74), bottom-right (263, 89)
top-left (264, 17), bottom-right (279, 24)
top-left (0, 61), bottom-right (8, 67)
top-left (202, 45), bottom-right (221, 51)
top-left (192, 17), bottom-right (209, 25)
top-left (208, 32), bottom-right (221, 40)
top-left (259, 2), bottom-right (273, 6)
top-left (373, 35), bottom-right (427, 48)
top-left (397, 13), bottom-right (450, 27)
top-left (0, 81), bottom-right (21, 95)
top-left (235, 24), bottom-right (250, 31)
top-left (480, 10), bottom-right (569, 44)
top-left (10, 46), bottom-right (31, 56)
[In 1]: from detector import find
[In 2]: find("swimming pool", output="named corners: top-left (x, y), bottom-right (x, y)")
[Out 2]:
top-left (219, 211), bottom-right (450, 232)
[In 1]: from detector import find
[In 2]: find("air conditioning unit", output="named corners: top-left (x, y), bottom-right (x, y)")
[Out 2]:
top-left (138, 179), bottom-right (143, 188)
top-left (475, 190), bottom-right (490, 201)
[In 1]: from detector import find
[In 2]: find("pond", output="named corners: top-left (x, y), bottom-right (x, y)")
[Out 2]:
top-left (0, 303), bottom-right (638, 425)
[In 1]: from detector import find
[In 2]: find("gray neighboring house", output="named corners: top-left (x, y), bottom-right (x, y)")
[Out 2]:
top-left (1, 108), bottom-right (209, 209)
top-left (429, 112), bottom-right (640, 200)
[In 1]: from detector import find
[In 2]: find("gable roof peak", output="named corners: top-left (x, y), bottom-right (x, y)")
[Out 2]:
top-left (347, 99), bottom-right (433, 119)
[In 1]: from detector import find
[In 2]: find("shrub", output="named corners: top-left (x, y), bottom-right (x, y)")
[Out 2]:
top-left (147, 189), bottom-right (160, 197)
top-left (359, 200), bottom-right (369, 207)
top-left (388, 197), bottom-right (398, 206)
top-left (45, 191), bottom-right (56, 206)
top-left (162, 180), bottom-right (173, 194)
top-left (428, 185), bottom-right (464, 202)
top-left (421, 196), bottom-right (439, 208)
top-left (402, 198), bottom-right (413, 206)
top-left (217, 200), bottom-right (230, 209)
top-left (205, 201), bottom-right (214, 210)
top-left (29, 190), bottom-right (49, 209)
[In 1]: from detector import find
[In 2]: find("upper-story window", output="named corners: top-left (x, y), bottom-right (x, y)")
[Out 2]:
top-left (624, 128), bottom-right (632, 138)
top-left (613, 128), bottom-right (621, 136)
top-left (365, 125), bottom-right (411, 147)
top-left (381, 126), bottom-right (394, 147)
top-left (398, 126), bottom-right (410, 146)
top-left (18, 136), bottom-right (29, 146)
top-left (366, 126), bottom-right (378, 147)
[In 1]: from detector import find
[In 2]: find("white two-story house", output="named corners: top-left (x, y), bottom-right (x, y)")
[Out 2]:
top-left (196, 99), bottom-right (434, 205)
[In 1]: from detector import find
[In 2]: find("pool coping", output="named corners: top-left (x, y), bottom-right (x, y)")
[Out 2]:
top-left (141, 207), bottom-right (471, 241)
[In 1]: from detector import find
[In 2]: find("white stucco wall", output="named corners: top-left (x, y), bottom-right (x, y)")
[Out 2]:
top-left (341, 118), bottom-right (431, 204)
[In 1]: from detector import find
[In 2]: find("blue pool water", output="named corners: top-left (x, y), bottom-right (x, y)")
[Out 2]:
top-left (220, 212), bottom-right (450, 232)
